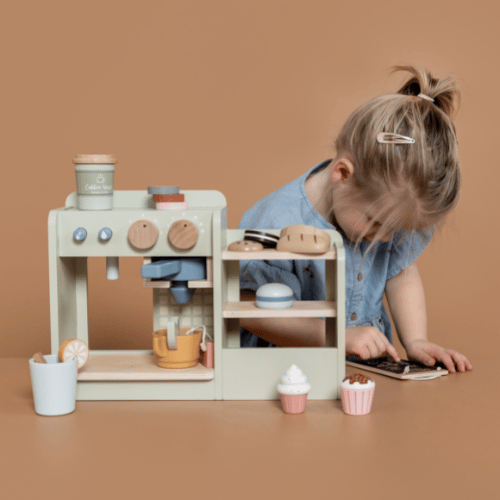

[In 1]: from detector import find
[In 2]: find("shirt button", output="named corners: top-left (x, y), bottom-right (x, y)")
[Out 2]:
top-left (358, 273), bottom-right (363, 281)
top-left (351, 313), bottom-right (357, 321)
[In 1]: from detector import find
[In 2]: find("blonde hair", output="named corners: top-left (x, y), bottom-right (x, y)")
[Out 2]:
top-left (332, 65), bottom-right (461, 246)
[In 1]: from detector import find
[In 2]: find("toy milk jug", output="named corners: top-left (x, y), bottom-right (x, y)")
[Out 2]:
top-left (152, 319), bottom-right (205, 369)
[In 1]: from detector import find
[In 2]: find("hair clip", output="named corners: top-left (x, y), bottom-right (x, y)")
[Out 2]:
top-left (417, 93), bottom-right (434, 103)
top-left (377, 132), bottom-right (415, 144)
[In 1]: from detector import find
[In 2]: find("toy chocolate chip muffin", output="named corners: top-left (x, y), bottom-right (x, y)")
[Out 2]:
top-left (340, 373), bottom-right (375, 415)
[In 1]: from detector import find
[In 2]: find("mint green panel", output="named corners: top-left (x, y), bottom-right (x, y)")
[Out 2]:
top-left (222, 348), bottom-right (340, 400)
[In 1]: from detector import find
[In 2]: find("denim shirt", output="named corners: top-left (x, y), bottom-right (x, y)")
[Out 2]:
top-left (238, 160), bottom-right (430, 349)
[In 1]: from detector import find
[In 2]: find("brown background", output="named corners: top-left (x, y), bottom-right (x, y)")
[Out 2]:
top-left (2, 0), bottom-right (497, 360)
top-left (1, 0), bottom-right (497, 359)
top-left (0, 0), bottom-right (500, 363)
top-left (1, 1), bottom-right (499, 498)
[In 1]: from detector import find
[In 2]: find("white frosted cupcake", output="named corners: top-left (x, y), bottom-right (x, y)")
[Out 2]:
top-left (277, 365), bottom-right (311, 414)
top-left (340, 373), bottom-right (375, 415)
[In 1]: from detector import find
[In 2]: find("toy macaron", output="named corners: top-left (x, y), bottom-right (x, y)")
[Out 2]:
top-left (256, 283), bottom-right (294, 309)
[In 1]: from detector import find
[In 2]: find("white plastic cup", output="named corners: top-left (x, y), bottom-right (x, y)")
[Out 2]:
top-left (29, 355), bottom-right (78, 416)
top-left (73, 154), bottom-right (116, 210)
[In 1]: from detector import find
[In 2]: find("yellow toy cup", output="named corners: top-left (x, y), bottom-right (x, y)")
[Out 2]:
top-left (153, 327), bottom-right (202, 369)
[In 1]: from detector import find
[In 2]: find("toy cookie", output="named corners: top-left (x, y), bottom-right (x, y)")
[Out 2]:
top-left (148, 186), bottom-right (180, 195)
top-left (276, 225), bottom-right (331, 254)
top-left (153, 194), bottom-right (185, 203)
top-left (58, 339), bottom-right (89, 369)
top-left (227, 240), bottom-right (264, 252)
top-left (243, 230), bottom-right (280, 249)
top-left (256, 283), bottom-right (293, 309)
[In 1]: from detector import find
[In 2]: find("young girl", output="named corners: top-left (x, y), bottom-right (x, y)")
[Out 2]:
top-left (238, 65), bottom-right (473, 374)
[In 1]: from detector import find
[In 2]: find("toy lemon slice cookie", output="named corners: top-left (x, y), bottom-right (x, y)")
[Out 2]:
top-left (58, 339), bottom-right (89, 369)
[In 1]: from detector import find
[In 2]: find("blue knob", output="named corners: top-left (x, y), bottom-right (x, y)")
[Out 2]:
top-left (73, 228), bottom-right (87, 242)
top-left (98, 227), bottom-right (113, 241)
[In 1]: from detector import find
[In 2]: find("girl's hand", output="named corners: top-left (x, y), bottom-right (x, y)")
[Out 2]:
top-left (405, 339), bottom-right (473, 373)
top-left (346, 326), bottom-right (400, 362)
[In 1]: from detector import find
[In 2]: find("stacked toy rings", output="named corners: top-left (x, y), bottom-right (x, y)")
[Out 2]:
top-left (148, 186), bottom-right (187, 210)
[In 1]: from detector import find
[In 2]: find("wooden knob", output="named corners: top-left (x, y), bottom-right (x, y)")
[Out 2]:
top-left (168, 219), bottom-right (198, 250)
top-left (128, 220), bottom-right (159, 250)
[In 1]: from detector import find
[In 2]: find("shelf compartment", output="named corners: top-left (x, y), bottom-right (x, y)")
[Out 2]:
top-left (77, 353), bottom-right (214, 381)
top-left (223, 300), bottom-right (336, 318)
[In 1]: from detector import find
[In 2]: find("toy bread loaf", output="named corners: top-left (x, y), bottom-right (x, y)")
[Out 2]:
top-left (276, 225), bottom-right (331, 254)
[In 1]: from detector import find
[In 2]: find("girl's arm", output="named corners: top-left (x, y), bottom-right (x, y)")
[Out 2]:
top-left (385, 263), bottom-right (472, 373)
top-left (240, 317), bottom-right (326, 347)
top-left (240, 290), bottom-right (326, 347)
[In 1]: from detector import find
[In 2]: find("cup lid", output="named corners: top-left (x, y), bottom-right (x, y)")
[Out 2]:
top-left (73, 154), bottom-right (117, 164)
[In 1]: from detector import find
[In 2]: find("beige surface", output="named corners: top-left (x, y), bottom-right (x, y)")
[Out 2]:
top-left (2, 359), bottom-right (497, 499)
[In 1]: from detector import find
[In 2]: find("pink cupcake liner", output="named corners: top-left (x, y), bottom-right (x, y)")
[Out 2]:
top-left (280, 393), bottom-right (308, 414)
top-left (340, 387), bottom-right (375, 415)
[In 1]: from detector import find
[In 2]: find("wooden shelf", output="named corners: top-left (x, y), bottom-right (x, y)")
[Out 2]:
top-left (77, 353), bottom-right (214, 381)
top-left (223, 301), bottom-right (337, 318)
top-left (222, 248), bottom-right (336, 261)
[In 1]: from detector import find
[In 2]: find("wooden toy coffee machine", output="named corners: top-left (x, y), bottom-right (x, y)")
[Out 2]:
top-left (48, 187), bottom-right (346, 401)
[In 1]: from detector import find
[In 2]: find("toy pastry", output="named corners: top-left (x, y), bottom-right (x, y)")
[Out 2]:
top-left (276, 225), bottom-right (331, 254)
top-left (340, 373), bottom-right (375, 415)
top-left (227, 240), bottom-right (264, 252)
top-left (243, 230), bottom-right (280, 248)
top-left (58, 339), bottom-right (89, 369)
top-left (277, 365), bottom-right (311, 414)
top-left (256, 283), bottom-right (293, 309)
top-left (147, 186), bottom-right (180, 195)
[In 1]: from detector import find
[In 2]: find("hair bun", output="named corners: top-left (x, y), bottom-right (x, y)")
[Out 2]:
top-left (392, 65), bottom-right (460, 118)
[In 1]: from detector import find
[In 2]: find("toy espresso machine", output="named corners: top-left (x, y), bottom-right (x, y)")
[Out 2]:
top-left (48, 173), bottom-right (226, 400)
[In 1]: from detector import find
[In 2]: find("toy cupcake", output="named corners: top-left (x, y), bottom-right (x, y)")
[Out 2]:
top-left (277, 365), bottom-right (311, 414)
top-left (340, 373), bottom-right (375, 415)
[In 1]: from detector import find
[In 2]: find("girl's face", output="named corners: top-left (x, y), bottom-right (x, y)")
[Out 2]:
top-left (333, 194), bottom-right (432, 244)
top-left (333, 199), bottom-right (395, 243)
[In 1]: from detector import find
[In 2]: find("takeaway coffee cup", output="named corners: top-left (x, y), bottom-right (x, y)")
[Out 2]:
top-left (73, 154), bottom-right (116, 210)
top-left (29, 355), bottom-right (78, 416)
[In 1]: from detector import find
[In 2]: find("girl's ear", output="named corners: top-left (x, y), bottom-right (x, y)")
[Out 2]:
top-left (331, 158), bottom-right (354, 183)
